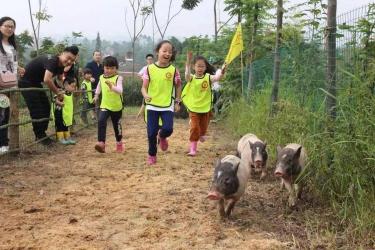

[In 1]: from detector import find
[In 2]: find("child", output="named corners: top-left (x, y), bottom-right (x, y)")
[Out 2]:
top-left (182, 51), bottom-right (226, 156)
top-left (141, 40), bottom-right (182, 165)
top-left (93, 56), bottom-right (124, 153)
top-left (54, 77), bottom-right (77, 145)
top-left (80, 68), bottom-right (96, 124)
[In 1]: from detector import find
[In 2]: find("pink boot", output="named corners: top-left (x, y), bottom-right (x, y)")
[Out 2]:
top-left (187, 141), bottom-right (198, 156)
top-left (116, 141), bottom-right (124, 152)
top-left (158, 135), bottom-right (169, 151)
top-left (147, 155), bottom-right (157, 165)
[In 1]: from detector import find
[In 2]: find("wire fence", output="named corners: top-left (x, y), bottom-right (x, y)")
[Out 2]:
top-left (0, 86), bottom-right (96, 163)
top-left (244, 2), bottom-right (375, 109)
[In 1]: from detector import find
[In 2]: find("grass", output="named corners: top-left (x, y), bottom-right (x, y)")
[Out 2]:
top-left (222, 81), bottom-right (375, 248)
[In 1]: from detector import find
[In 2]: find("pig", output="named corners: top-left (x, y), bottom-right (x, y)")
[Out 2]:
top-left (274, 143), bottom-right (307, 207)
top-left (207, 155), bottom-right (251, 218)
top-left (237, 133), bottom-right (268, 180)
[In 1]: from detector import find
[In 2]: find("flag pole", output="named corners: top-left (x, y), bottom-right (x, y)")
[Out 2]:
top-left (241, 51), bottom-right (244, 95)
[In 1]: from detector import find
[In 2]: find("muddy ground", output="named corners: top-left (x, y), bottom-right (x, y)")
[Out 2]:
top-left (0, 115), bottom-right (332, 249)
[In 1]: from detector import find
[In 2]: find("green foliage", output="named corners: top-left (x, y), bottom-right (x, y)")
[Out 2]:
top-left (16, 30), bottom-right (34, 65)
top-left (95, 32), bottom-right (101, 51)
top-left (181, 0), bottom-right (201, 10)
top-left (223, 72), bottom-right (375, 244)
top-left (123, 77), bottom-right (143, 106)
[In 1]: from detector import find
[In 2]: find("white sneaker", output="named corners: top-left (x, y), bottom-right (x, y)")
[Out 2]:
top-left (0, 146), bottom-right (5, 154)
top-left (3, 146), bottom-right (9, 152)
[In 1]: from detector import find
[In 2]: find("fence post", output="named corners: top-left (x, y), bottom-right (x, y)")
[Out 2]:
top-left (9, 90), bottom-right (19, 154)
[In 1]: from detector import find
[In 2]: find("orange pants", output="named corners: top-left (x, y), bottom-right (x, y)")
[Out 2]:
top-left (189, 112), bottom-right (211, 142)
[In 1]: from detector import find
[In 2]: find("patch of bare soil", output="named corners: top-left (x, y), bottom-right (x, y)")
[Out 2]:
top-left (0, 116), bottom-right (323, 249)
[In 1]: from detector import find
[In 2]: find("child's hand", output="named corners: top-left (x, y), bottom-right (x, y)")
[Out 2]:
top-left (56, 99), bottom-right (64, 107)
top-left (93, 96), bottom-right (98, 104)
top-left (57, 90), bottom-right (65, 102)
top-left (174, 103), bottom-right (181, 112)
top-left (144, 94), bottom-right (152, 102)
top-left (105, 80), bottom-right (113, 89)
top-left (187, 51), bottom-right (193, 63)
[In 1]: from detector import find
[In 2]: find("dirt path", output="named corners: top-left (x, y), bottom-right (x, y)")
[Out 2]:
top-left (0, 116), bottom-right (314, 249)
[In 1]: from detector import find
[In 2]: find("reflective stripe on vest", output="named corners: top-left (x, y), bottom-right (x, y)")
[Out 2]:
top-left (146, 63), bottom-right (175, 108)
top-left (83, 80), bottom-right (93, 104)
top-left (182, 73), bottom-right (212, 113)
top-left (99, 74), bottom-right (123, 111)
top-left (63, 93), bottom-right (74, 126)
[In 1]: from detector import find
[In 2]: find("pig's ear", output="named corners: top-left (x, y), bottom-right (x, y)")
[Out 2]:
top-left (233, 163), bottom-right (239, 174)
top-left (294, 146), bottom-right (302, 160)
top-left (214, 159), bottom-right (221, 167)
top-left (248, 141), bottom-right (254, 148)
top-left (276, 145), bottom-right (282, 154)
top-left (263, 140), bottom-right (267, 148)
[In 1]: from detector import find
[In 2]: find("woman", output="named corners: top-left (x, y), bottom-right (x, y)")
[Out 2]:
top-left (0, 16), bottom-right (23, 153)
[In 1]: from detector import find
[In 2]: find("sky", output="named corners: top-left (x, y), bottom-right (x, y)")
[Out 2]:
top-left (1, 0), bottom-right (374, 41)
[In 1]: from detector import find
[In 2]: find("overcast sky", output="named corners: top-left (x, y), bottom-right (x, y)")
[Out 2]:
top-left (2, 0), bottom-right (374, 41)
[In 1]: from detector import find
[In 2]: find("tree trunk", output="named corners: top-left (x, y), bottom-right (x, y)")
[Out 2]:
top-left (214, 0), bottom-right (218, 42)
top-left (247, 3), bottom-right (259, 94)
top-left (28, 0), bottom-right (39, 54)
top-left (132, 41), bottom-right (135, 80)
top-left (325, 0), bottom-right (337, 120)
top-left (9, 91), bottom-right (19, 154)
top-left (270, 0), bottom-right (283, 115)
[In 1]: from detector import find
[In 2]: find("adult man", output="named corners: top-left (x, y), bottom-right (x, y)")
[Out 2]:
top-left (85, 50), bottom-right (103, 90)
top-left (137, 53), bottom-right (153, 79)
top-left (18, 45), bottom-right (79, 145)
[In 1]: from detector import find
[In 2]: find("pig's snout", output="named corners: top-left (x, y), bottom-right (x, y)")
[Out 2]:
top-left (255, 160), bottom-right (262, 168)
top-left (207, 190), bottom-right (222, 200)
top-left (274, 165), bottom-right (285, 177)
top-left (274, 171), bottom-right (284, 177)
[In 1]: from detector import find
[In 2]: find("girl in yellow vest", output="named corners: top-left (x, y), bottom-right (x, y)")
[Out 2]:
top-left (141, 40), bottom-right (182, 165)
top-left (93, 56), bottom-right (124, 153)
top-left (182, 52), bottom-right (226, 156)
top-left (54, 77), bottom-right (76, 145)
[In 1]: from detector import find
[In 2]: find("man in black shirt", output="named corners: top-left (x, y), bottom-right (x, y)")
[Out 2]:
top-left (19, 45), bottom-right (79, 145)
top-left (85, 50), bottom-right (103, 118)
top-left (85, 50), bottom-right (103, 90)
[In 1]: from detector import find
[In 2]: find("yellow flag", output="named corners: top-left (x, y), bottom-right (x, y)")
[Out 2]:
top-left (225, 24), bottom-right (244, 65)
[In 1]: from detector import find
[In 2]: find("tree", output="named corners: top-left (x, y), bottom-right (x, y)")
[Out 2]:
top-left (95, 32), bottom-right (102, 51)
top-left (124, 0), bottom-right (152, 77)
top-left (224, 0), bottom-right (273, 92)
top-left (71, 31), bottom-right (83, 45)
top-left (213, 0), bottom-right (234, 42)
top-left (325, 0), bottom-right (337, 120)
top-left (27, 0), bottom-right (52, 55)
top-left (151, 0), bottom-right (201, 39)
top-left (270, 0), bottom-right (283, 115)
top-left (16, 30), bottom-right (34, 65)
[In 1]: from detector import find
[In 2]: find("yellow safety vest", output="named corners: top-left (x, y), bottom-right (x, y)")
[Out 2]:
top-left (146, 63), bottom-right (176, 108)
top-left (182, 73), bottom-right (212, 113)
top-left (99, 74), bottom-right (123, 112)
top-left (82, 80), bottom-right (93, 104)
top-left (62, 93), bottom-right (74, 126)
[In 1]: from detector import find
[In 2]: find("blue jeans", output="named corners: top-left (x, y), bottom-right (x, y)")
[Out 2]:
top-left (147, 110), bottom-right (174, 156)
